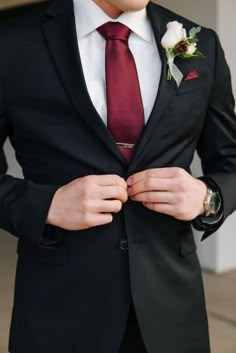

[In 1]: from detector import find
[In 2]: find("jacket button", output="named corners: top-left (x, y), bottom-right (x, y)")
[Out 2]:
top-left (120, 239), bottom-right (128, 251)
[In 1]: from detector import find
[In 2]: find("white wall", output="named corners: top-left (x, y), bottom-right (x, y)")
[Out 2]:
top-left (214, 0), bottom-right (236, 272)
top-left (156, 0), bottom-right (217, 30)
top-left (217, 0), bottom-right (236, 96)
top-left (4, 140), bottom-right (23, 178)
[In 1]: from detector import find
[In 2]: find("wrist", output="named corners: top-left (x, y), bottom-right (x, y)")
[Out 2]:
top-left (46, 189), bottom-right (62, 226)
top-left (46, 207), bottom-right (56, 226)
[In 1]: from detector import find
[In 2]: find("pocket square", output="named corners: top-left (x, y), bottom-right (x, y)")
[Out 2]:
top-left (184, 70), bottom-right (199, 81)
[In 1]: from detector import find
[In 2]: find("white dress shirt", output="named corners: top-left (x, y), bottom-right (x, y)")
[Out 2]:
top-left (73, 0), bottom-right (161, 125)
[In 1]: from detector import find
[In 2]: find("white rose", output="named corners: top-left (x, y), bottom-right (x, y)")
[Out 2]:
top-left (187, 43), bottom-right (197, 55)
top-left (161, 21), bottom-right (186, 50)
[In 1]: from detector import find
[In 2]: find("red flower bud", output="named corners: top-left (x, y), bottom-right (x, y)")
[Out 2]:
top-left (175, 41), bottom-right (188, 53)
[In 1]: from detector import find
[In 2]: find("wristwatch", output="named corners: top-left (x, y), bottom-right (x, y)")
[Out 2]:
top-left (203, 188), bottom-right (222, 217)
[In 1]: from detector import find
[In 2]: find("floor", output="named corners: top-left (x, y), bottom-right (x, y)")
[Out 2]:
top-left (0, 232), bottom-right (236, 353)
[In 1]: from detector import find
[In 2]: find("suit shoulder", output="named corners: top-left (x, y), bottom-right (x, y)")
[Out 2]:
top-left (0, 0), bottom-right (48, 53)
top-left (150, 2), bottom-right (215, 39)
top-left (150, 3), bottom-right (220, 69)
top-left (0, 1), bottom-right (49, 71)
top-left (0, 1), bottom-right (47, 27)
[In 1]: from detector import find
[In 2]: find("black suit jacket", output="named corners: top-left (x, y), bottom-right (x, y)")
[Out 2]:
top-left (0, 149), bottom-right (7, 173)
top-left (0, 1), bottom-right (236, 353)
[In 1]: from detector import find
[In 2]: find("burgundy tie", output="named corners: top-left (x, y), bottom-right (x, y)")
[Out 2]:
top-left (97, 22), bottom-right (145, 162)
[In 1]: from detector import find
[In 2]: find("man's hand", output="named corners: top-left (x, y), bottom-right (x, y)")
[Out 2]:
top-left (47, 175), bottom-right (128, 230)
top-left (127, 168), bottom-right (207, 221)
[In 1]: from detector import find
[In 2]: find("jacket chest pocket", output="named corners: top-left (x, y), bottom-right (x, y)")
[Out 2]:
top-left (176, 75), bottom-right (209, 96)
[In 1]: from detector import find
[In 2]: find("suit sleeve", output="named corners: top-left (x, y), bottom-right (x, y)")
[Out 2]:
top-left (0, 87), bottom-right (60, 246)
top-left (196, 30), bottom-right (236, 241)
top-left (0, 148), bottom-right (7, 174)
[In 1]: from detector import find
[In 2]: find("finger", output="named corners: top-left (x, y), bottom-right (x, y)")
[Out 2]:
top-left (88, 213), bottom-right (114, 227)
top-left (127, 168), bottom-right (183, 186)
top-left (98, 200), bottom-right (123, 214)
top-left (143, 202), bottom-right (176, 216)
top-left (95, 175), bottom-right (127, 189)
top-left (101, 186), bottom-right (128, 203)
top-left (128, 178), bottom-right (175, 196)
top-left (131, 192), bottom-right (174, 204)
top-left (78, 211), bottom-right (114, 229)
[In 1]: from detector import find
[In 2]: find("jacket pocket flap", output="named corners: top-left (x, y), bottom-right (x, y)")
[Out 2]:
top-left (17, 239), bottom-right (67, 266)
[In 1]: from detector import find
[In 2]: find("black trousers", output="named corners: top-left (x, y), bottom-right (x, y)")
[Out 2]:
top-left (119, 304), bottom-right (148, 353)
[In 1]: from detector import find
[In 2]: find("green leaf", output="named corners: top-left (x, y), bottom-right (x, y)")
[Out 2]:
top-left (188, 38), bottom-right (198, 44)
top-left (189, 26), bottom-right (202, 38)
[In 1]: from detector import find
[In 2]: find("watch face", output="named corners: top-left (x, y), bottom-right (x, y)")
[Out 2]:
top-left (209, 192), bottom-right (221, 214)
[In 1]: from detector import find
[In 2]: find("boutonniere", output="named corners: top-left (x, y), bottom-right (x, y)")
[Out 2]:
top-left (161, 21), bottom-right (205, 86)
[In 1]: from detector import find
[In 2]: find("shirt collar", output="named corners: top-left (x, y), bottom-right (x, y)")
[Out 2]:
top-left (73, 0), bottom-right (153, 43)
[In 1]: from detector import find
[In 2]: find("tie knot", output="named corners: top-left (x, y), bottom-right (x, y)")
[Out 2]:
top-left (97, 22), bottom-right (131, 42)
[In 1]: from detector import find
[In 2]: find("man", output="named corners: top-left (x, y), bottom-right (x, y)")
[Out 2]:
top-left (0, 0), bottom-right (236, 352)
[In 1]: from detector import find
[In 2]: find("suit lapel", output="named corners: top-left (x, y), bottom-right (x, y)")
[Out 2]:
top-left (42, 0), bottom-right (124, 163)
top-left (128, 2), bottom-right (176, 173)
